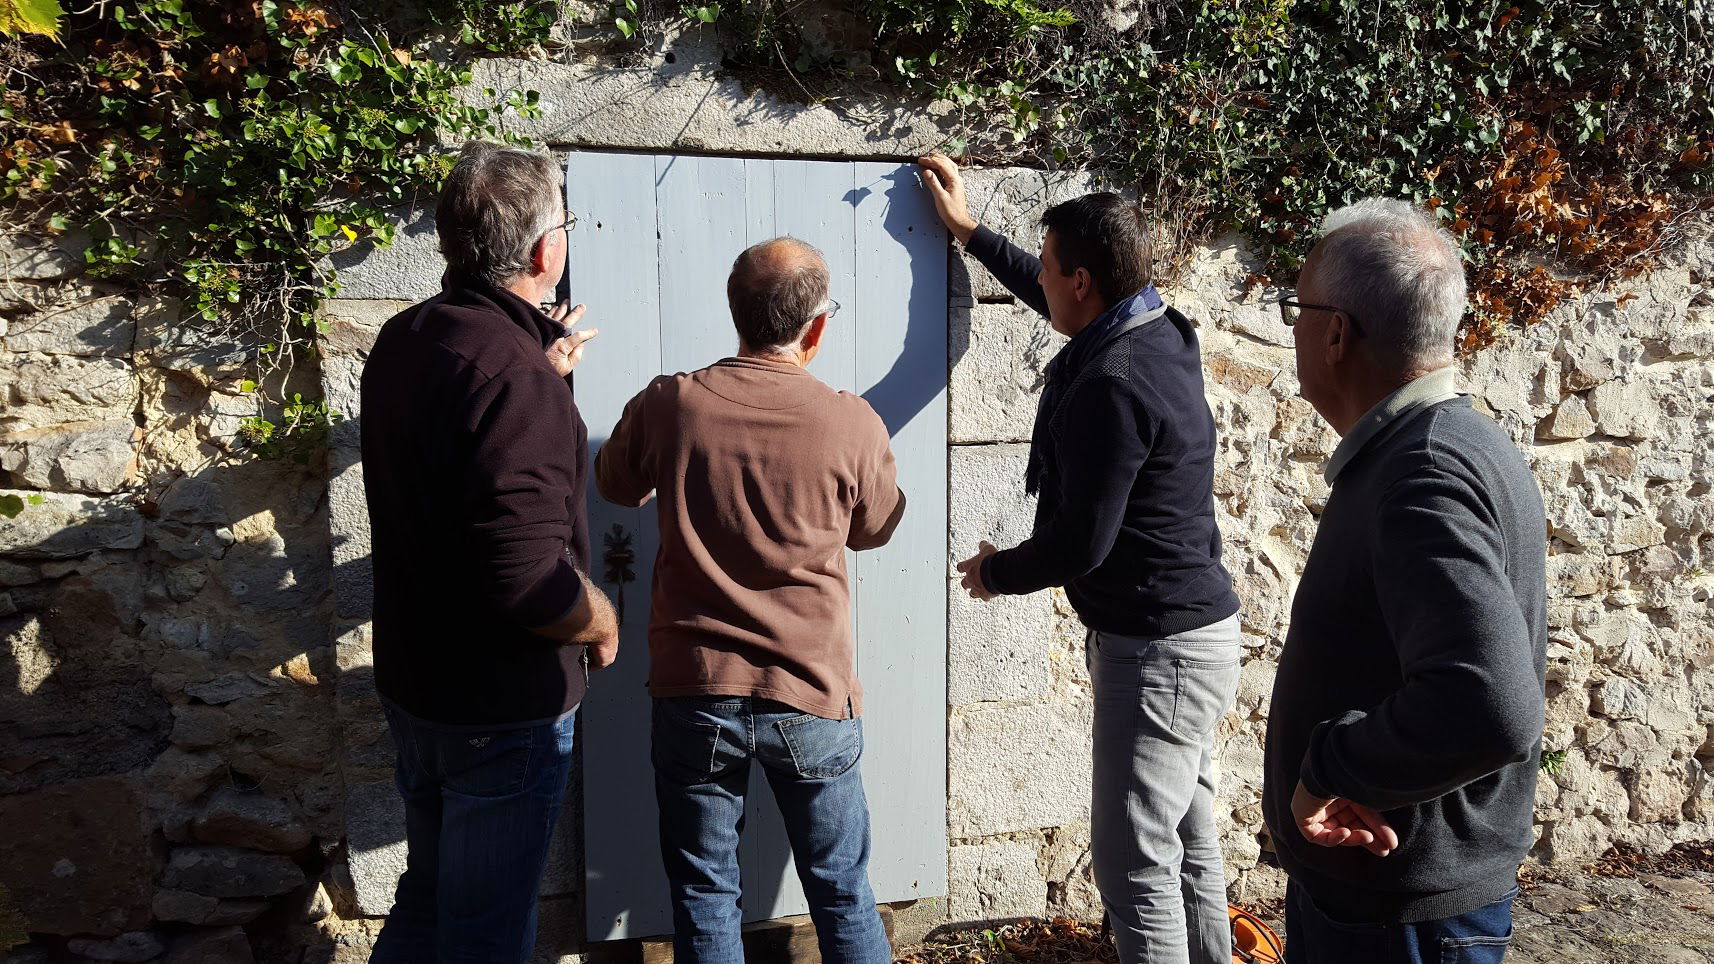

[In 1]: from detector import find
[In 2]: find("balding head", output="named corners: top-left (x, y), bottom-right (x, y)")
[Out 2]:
top-left (727, 238), bottom-right (831, 352)
top-left (1304, 198), bottom-right (1467, 370)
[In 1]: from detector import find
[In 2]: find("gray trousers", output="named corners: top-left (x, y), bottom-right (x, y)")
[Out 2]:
top-left (1088, 614), bottom-right (1242, 964)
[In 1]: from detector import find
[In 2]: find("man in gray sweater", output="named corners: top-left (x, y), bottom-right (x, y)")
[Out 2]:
top-left (1263, 198), bottom-right (1547, 963)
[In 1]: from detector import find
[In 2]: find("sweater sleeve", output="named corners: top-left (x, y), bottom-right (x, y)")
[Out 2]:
top-left (984, 375), bottom-right (1151, 594)
top-left (461, 366), bottom-right (584, 631)
top-left (1300, 464), bottom-right (1543, 810)
top-left (966, 225), bottom-right (1051, 319)
top-left (594, 380), bottom-right (658, 508)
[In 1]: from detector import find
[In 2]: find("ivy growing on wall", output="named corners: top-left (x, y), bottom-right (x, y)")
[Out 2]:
top-left (690, 0), bottom-right (1714, 349)
top-left (0, 1), bottom-right (557, 459)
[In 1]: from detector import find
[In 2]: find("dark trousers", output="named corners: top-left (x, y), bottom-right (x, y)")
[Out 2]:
top-left (1285, 880), bottom-right (1515, 964)
top-left (371, 703), bottom-right (577, 964)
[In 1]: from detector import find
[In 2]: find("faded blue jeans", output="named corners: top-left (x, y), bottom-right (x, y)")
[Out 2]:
top-left (652, 695), bottom-right (891, 964)
top-left (1285, 882), bottom-right (1516, 963)
top-left (1089, 614), bottom-right (1243, 964)
top-left (371, 702), bottom-right (577, 964)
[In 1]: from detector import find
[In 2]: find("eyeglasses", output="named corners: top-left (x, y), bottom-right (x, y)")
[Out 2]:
top-left (813, 298), bottom-right (841, 323)
top-left (1277, 296), bottom-right (1363, 336)
top-left (560, 210), bottom-right (578, 233)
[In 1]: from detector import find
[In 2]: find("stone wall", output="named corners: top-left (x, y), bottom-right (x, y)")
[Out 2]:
top-left (3, 23), bottom-right (1712, 964)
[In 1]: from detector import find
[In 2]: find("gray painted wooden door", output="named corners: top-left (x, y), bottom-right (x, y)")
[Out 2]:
top-left (566, 151), bottom-right (949, 942)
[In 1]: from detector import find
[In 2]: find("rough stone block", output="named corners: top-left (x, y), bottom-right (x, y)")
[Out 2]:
top-left (470, 50), bottom-right (953, 156)
top-left (0, 774), bottom-right (155, 936)
top-left (319, 300), bottom-right (401, 357)
top-left (132, 298), bottom-right (249, 375)
top-left (327, 449), bottom-right (371, 622)
top-left (0, 231), bottom-right (88, 281)
top-left (1588, 378), bottom-right (1659, 440)
top-left (949, 444), bottom-right (1037, 568)
top-left (345, 778), bottom-right (408, 916)
top-left (0, 490), bottom-right (144, 559)
top-left (0, 418), bottom-right (139, 494)
top-left (1165, 234), bottom-right (1290, 348)
top-left (65, 932), bottom-right (164, 963)
top-left (162, 927), bottom-right (254, 964)
top-left (949, 302), bottom-right (1059, 444)
top-left (151, 890), bottom-right (269, 927)
top-left (948, 587), bottom-right (1056, 706)
top-left (192, 787), bottom-right (313, 854)
top-left (1538, 395), bottom-right (1596, 441)
top-left (3, 286), bottom-right (136, 356)
top-left (948, 701), bottom-right (1092, 837)
top-left (946, 837), bottom-right (1047, 923)
top-left (2, 353), bottom-right (138, 427)
top-left (1038, 823), bottom-right (1101, 918)
top-left (327, 207), bottom-right (441, 302)
top-left (161, 846), bottom-right (305, 899)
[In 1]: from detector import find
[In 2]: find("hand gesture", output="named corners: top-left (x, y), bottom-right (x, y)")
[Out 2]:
top-left (545, 302), bottom-right (597, 376)
top-left (1292, 780), bottom-right (1398, 857)
top-left (954, 540), bottom-right (1000, 601)
top-left (917, 153), bottom-right (979, 245)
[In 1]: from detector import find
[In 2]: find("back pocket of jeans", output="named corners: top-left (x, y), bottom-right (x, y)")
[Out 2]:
top-left (776, 714), bottom-right (862, 780)
top-left (1170, 656), bottom-right (1241, 737)
top-left (651, 699), bottom-right (729, 785)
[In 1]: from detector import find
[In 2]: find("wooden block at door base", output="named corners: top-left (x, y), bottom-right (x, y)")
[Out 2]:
top-left (617, 906), bottom-right (896, 964)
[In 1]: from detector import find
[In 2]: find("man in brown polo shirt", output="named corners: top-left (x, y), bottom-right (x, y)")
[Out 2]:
top-left (595, 237), bottom-right (904, 964)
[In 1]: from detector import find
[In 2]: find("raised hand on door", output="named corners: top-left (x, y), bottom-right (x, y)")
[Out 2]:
top-left (917, 153), bottom-right (979, 246)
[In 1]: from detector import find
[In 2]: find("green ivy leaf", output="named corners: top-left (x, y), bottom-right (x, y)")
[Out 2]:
top-left (0, 494), bottom-right (23, 519)
top-left (0, 0), bottom-right (66, 39)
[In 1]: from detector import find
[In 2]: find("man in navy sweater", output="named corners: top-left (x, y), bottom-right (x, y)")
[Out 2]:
top-left (1264, 199), bottom-right (1545, 963)
top-left (920, 155), bottom-right (1241, 964)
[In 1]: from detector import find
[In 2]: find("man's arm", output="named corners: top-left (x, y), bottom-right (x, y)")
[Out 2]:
top-left (462, 366), bottom-right (593, 635)
top-left (919, 154), bottom-right (1050, 318)
top-left (982, 377), bottom-right (1151, 595)
top-left (1300, 466), bottom-right (1544, 812)
top-left (594, 381), bottom-right (657, 507)
top-left (847, 413), bottom-right (907, 550)
top-left (529, 569), bottom-right (620, 668)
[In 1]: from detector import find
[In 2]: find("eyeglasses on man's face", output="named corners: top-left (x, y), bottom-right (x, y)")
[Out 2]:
top-left (1277, 296), bottom-right (1363, 336)
top-left (813, 298), bottom-right (841, 323)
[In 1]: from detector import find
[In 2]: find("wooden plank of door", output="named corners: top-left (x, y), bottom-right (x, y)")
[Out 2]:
top-left (657, 154), bottom-right (749, 376)
top-left (851, 161), bottom-right (950, 903)
top-left (571, 150), bottom-right (670, 942)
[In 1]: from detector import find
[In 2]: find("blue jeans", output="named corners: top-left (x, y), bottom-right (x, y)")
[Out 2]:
top-left (652, 696), bottom-right (891, 964)
top-left (1088, 615), bottom-right (1243, 964)
top-left (371, 703), bottom-right (577, 964)
top-left (1285, 881), bottom-right (1516, 964)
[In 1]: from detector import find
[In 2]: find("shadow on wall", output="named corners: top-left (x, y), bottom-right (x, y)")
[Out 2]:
top-left (0, 450), bottom-right (346, 962)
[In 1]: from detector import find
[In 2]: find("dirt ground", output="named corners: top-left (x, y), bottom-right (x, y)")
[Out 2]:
top-left (898, 844), bottom-right (1714, 963)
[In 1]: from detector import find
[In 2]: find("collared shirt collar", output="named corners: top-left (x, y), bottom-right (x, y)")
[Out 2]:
top-left (1323, 366), bottom-right (1460, 484)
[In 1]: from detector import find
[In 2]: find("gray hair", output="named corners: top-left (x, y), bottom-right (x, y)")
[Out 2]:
top-left (1315, 198), bottom-right (1467, 368)
top-left (436, 142), bottom-right (563, 288)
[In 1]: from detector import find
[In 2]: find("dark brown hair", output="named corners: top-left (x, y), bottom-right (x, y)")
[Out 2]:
top-left (1040, 192), bottom-right (1153, 304)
